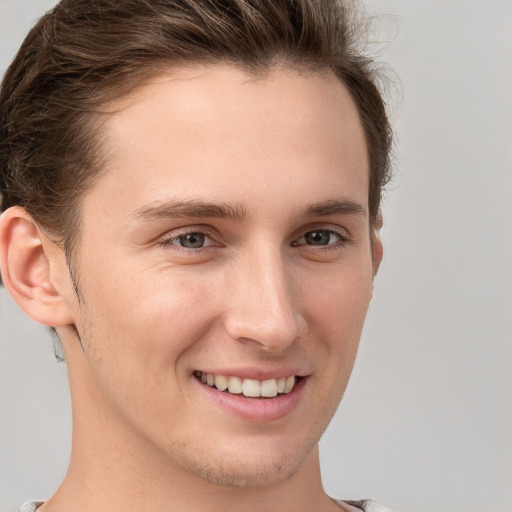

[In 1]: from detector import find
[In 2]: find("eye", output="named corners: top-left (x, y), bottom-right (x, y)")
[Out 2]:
top-left (162, 231), bottom-right (216, 249)
top-left (293, 229), bottom-right (347, 247)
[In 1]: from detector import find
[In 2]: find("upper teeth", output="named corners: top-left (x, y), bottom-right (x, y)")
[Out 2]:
top-left (198, 372), bottom-right (296, 398)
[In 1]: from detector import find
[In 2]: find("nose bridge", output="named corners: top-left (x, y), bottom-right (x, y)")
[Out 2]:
top-left (224, 243), bottom-right (301, 350)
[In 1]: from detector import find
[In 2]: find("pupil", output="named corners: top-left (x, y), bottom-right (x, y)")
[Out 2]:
top-left (305, 231), bottom-right (329, 245)
top-left (180, 233), bottom-right (205, 248)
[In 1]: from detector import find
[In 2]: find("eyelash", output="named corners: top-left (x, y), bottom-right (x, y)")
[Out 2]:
top-left (159, 230), bottom-right (219, 252)
top-left (291, 229), bottom-right (350, 250)
top-left (159, 227), bottom-right (350, 252)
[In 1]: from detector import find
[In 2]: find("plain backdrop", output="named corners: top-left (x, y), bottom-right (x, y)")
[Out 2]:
top-left (0, 1), bottom-right (511, 511)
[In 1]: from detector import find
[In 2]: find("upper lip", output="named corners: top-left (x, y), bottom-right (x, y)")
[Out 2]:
top-left (194, 366), bottom-right (310, 380)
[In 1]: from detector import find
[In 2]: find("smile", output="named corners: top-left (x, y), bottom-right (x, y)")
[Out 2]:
top-left (194, 371), bottom-right (297, 398)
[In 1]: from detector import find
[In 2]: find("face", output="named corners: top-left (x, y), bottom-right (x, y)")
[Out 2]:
top-left (62, 64), bottom-right (377, 487)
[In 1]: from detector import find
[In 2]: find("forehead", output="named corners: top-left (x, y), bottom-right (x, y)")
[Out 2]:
top-left (84, 64), bottom-right (369, 220)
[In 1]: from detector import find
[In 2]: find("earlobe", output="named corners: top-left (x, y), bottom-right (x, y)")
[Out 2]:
top-left (0, 207), bottom-right (75, 327)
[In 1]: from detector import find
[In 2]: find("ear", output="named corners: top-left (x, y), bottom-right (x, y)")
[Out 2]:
top-left (371, 215), bottom-right (384, 278)
top-left (0, 207), bottom-right (75, 326)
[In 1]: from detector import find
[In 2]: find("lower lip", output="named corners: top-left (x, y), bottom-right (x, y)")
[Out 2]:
top-left (195, 376), bottom-right (307, 422)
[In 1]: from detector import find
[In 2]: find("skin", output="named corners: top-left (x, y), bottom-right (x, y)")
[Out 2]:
top-left (0, 64), bottom-right (382, 512)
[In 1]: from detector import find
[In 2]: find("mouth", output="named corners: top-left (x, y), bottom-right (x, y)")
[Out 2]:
top-left (193, 371), bottom-right (300, 398)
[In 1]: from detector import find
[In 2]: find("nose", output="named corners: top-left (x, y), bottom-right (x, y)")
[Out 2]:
top-left (223, 247), bottom-right (304, 352)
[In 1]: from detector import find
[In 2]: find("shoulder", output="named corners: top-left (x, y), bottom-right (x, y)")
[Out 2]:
top-left (340, 499), bottom-right (398, 512)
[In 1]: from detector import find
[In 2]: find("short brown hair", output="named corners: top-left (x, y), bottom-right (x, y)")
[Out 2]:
top-left (0, 0), bottom-right (392, 263)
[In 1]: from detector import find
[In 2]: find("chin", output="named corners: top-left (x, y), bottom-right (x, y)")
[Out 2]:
top-left (184, 458), bottom-right (303, 489)
top-left (175, 438), bottom-right (313, 489)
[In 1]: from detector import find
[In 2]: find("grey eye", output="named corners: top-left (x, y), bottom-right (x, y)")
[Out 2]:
top-left (293, 229), bottom-right (347, 248)
top-left (177, 233), bottom-right (206, 248)
top-left (303, 230), bottom-right (332, 246)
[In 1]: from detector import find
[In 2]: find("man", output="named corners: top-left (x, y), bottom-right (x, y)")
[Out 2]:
top-left (0, 1), bottom-right (393, 511)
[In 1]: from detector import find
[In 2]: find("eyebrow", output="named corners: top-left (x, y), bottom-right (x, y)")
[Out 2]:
top-left (302, 198), bottom-right (367, 218)
top-left (132, 200), bottom-right (247, 222)
top-left (131, 197), bottom-right (367, 223)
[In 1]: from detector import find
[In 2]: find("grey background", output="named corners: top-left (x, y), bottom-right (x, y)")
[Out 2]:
top-left (1, 1), bottom-right (511, 511)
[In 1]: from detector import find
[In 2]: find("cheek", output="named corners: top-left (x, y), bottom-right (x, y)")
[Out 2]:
top-left (79, 264), bottom-right (222, 374)
top-left (300, 263), bottom-right (373, 354)
top-left (128, 275), bottom-right (216, 334)
top-left (75, 271), bottom-right (223, 421)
